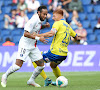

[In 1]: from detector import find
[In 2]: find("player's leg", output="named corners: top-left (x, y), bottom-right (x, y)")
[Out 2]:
top-left (27, 47), bottom-right (51, 87)
top-left (1, 47), bottom-right (29, 87)
top-left (32, 62), bottom-right (47, 80)
top-left (1, 59), bottom-right (23, 87)
top-left (27, 59), bottom-right (45, 87)
top-left (49, 61), bottom-right (62, 85)
top-left (50, 62), bottom-right (61, 78)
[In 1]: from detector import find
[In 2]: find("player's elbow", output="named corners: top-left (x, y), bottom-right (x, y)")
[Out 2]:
top-left (24, 31), bottom-right (29, 37)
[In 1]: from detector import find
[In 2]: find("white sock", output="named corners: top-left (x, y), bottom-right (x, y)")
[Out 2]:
top-left (5, 64), bottom-right (20, 78)
top-left (29, 66), bottom-right (45, 81)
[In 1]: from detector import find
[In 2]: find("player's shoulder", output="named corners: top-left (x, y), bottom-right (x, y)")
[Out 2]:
top-left (54, 21), bottom-right (61, 25)
top-left (31, 14), bottom-right (38, 20)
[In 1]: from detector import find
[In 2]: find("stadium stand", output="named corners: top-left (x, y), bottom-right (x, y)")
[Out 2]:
top-left (0, 0), bottom-right (100, 45)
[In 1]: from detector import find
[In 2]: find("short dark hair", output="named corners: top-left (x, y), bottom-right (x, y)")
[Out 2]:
top-left (37, 5), bottom-right (47, 12)
top-left (6, 37), bottom-right (11, 41)
top-left (53, 9), bottom-right (63, 16)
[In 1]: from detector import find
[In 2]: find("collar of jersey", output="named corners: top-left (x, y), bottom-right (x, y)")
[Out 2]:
top-left (61, 19), bottom-right (65, 20)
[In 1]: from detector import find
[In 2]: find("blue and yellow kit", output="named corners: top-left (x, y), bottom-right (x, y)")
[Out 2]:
top-left (43, 19), bottom-right (77, 63)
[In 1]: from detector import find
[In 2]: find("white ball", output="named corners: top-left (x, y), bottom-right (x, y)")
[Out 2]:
top-left (56, 76), bottom-right (68, 87)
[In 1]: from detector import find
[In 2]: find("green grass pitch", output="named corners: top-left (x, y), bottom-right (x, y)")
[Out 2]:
top-left (0, 72), bottom-right (100, 90)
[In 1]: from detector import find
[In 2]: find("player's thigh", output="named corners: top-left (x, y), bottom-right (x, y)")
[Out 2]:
top-left (16, 47), bottom-right (30, 62)
top-left (29, 47), bottom-right (43, 62)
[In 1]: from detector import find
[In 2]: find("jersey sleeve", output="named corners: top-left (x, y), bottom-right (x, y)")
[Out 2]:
top-left (24, 16), bottom-right (36, 32)
top-left (52, 21), bottom-right (60, 31)
top-left (70, 27), bottom-right (77, 38)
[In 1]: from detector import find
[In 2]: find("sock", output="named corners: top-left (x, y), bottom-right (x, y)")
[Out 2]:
top-left (29, 66), bottom-right (45, 81)
top-left (5, 64), bottom-right (20, 78)
top-left (33, 62), bottom-right (47, 80)
top-left (52, 66), bottom-right (61, 78)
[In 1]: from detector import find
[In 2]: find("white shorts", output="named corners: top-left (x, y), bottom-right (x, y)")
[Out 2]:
top-left (16, 47), bottom-right (43, 62)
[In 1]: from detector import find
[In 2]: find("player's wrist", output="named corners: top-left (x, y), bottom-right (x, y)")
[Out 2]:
top-left (35, 36), bottom-right (40, 40)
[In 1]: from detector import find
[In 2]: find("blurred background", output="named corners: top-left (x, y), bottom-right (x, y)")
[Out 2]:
top-left (0, 0), bottom-right (100, 45)
top-left (0, 0), bottom-right (100, 72)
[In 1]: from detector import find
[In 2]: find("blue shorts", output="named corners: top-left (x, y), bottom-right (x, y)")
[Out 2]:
top-left (43, 50), bottom-right (67, 63)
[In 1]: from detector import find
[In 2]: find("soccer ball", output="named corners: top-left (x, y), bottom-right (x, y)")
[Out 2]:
top-left (56, 76), bottom-right (68, 87)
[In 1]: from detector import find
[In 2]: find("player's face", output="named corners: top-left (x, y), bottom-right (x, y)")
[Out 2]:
top-left (39, 9), bottom-right (48, 21)
top-left (52, 13), bottom-right (60, 21)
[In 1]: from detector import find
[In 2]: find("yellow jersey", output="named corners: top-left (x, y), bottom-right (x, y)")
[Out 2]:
top-left (50, 19), bottom-right (77, 56)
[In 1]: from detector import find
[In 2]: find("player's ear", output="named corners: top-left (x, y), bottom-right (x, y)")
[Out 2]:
top-left (38, 11), bottom-right (40, 16)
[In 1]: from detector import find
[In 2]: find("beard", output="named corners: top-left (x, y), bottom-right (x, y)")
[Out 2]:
top-left (39, 14), bottom-right (45, 21)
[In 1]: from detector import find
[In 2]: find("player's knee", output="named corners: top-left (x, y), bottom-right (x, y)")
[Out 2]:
top-left (16, 59), bottom-right (23, 67)
top-left (37, 65), bottom-right (45, 71)
top-left (50, 62), bottom-right (57, 68)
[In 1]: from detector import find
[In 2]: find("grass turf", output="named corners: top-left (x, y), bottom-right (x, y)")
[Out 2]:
top-left (0, 72), bottom-right (100, 90)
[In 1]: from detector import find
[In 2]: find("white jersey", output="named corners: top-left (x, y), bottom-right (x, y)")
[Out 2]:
top-left (18, 14), bottom-right (42, 49)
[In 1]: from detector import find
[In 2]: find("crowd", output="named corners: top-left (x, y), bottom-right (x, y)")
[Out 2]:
top-left (0, 0), bottom-right (100, 45)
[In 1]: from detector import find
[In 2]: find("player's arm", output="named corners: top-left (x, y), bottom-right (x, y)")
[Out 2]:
top-left (24, 30), bottom-right (48, 43)
top-left (24, 30), bottom-right (36, 39)
top-left (24, 18), bottom-right (48, 43)
top-left (35, 28), bottom-right (57, 37)
top-left (70, 27), bottom-right (81, 41)
top-left (41, 22), bottom-right (50, 29)
top-left (36, 22), bottom-right (59, 37)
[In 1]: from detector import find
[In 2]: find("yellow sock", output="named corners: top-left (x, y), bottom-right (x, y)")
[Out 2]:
top-left (52, 66), bottom-right (61, 78)
top-left (32, 62), bottom-right (47, 80)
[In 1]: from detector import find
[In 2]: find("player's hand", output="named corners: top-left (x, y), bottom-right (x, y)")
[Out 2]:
top-left (45, 22), bottom-right (50, 28)
top-left (39, 36), bottom-right (49, 44)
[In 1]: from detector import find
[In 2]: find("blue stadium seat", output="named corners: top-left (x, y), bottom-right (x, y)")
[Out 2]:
top-left (79, 13), bottom-right (87, 21)
top-left (87, 34), bottom-right (96, 42)
top-left (97, 35), bottom-right (100, 43)
top-left (0, 21), bottom-right (4, 29)
top-left (0, 0), bottom-right (3, 7)
top-left (90, 20), bottom-right (97, 28)
top-left (42, 0), bottom-right (49, 5)
top-left (94, 5), bottom-right (100, 13)
top-left (11, 30), bottom-right (22, 36)
top-left (1, 30), bottom-right (11, 37)
top-left (41, 28), bottom-right (50, 33)
top-left (67, 12), bottom-right (72, 22)
top-left (2, 6), bottom-right (12, 14)
top-left (21, 30), bottom-right (24, 36)
top-left (27, 12), bottom-right (34, 19)
top-left (4, 0), bottom-right (12, 6)
top-left (13, 35), bottom-right (21, 45)
top-left (86, 5), bottom-right (93, 13)
top-left (81, 0), bottom-right (91, 5)
top-left (97, 14), bottom-right (100, 18)
top-left (87, 13), bottom-right (97, 21)
top-left (37, 0), bottom-right (42, 5)
top-left (48, 13), bottom-right (53, 22)
top-left (0, 36), bottom-right (2, 42)
top-left (82, 20), bottom-right (90, 29)
top-left (94, 29), bottom-right (100, 35)
top-left (86, 29), bottom-right (93, 34)
top-left (0, 14), bottom-right (4, 21)
top-left (0, 42), bottom-right (3, 46)
top-left (12, 5), bottom-right (17, 10)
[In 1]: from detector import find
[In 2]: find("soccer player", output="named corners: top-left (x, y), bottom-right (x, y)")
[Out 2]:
top-left (1, 6), bottom-right (52, 88)
top-left (32, 9), bottom-right (79, 85)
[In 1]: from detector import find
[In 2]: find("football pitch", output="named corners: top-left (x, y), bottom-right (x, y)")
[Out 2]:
top-left (0, 72), bottom-right (100, 90)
